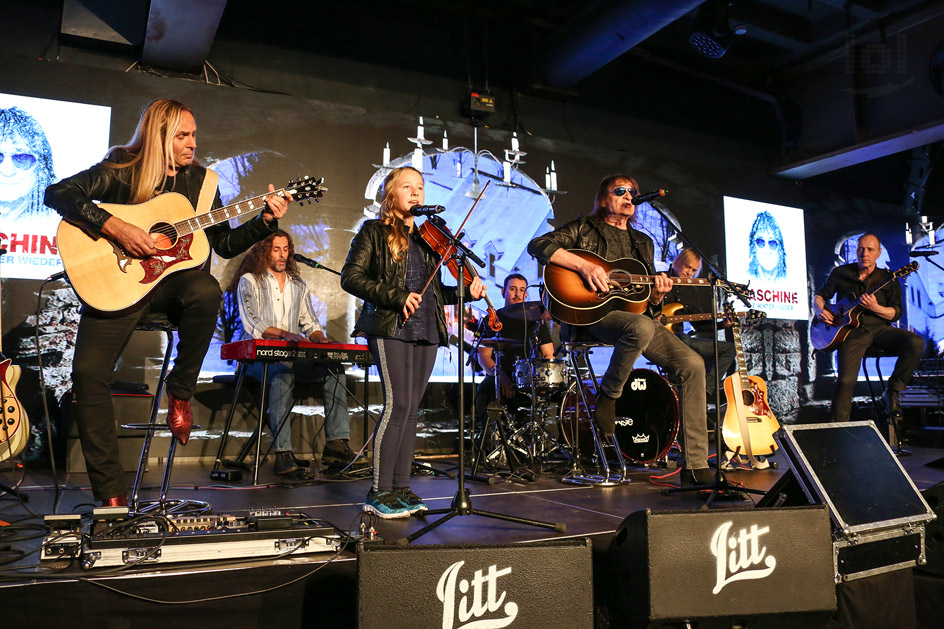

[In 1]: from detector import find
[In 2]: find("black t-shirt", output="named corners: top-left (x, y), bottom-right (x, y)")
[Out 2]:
top-left (815, 263), bottom-right (903, 329)
top-left (480, 309), bottom-right (553, 375)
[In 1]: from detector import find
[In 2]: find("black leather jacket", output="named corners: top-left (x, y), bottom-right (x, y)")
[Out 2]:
top-left (527, 215), bottom-right (659, 333)
top-left (341, 219), bottom-right (459, 343)
top-left (44, 153), bottom-right (276, 261)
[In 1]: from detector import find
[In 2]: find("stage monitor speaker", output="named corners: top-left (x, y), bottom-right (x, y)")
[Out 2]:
top-left (357, 538), bottom-right (593, 629)
top-left (774, 421), bottom-right (936, 581)
top-left (608, 506), bottom-right (836, 628)
top-left (919, 481), bottom-right (944, 576)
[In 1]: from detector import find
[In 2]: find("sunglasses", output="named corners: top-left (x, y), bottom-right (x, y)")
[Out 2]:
top-left (0, 152), bottom-right (37, 170)
top-left (755, 237), bottom-right (780, 250)
top-left (609, 186), bottom-right (637, 198)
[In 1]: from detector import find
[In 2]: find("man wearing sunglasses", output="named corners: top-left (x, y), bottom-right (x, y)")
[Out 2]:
top-left (813, 233), bottom-right (924, 424)
top-left (528, 174), bottom-right (713, 489)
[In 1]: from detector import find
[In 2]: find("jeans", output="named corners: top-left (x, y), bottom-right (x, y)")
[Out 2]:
top-left (247, 360), bottom-right (350, 452)
top-left (832, 325), bottom-right (925, 422)
top-left (675, 333), bottom-right (737, 400)
top-left (71, 269), bottom-right (221, 500)
top-left (586, 310), bottom-right (709, 468)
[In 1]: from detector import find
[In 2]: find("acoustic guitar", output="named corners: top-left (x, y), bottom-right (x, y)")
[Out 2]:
top-left (810, 262), bottom-right (918, 352)
top-left (542, 250), bottom-right (709, 325)
top-left (721, 307), bottom-right (778, 467)
top-left (1, 248), bottom-right (29, 463)
top-left (57, 176), bottom-right (325, 312)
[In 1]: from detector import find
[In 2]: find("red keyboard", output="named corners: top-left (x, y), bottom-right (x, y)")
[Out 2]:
top-left (221, 339), bottom-right (373, 363)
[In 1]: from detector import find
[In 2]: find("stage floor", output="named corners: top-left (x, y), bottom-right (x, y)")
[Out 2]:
top-left (3, 444), bottom-right (944, 628)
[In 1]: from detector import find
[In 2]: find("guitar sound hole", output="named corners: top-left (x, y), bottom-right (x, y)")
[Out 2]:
top-left (741, 390), bottom-right (755, 407)
top-left (149, 222), bottom-right (177, 250)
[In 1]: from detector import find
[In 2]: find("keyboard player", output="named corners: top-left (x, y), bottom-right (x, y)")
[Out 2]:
top-left (232, 230), bottom-right (360, 477)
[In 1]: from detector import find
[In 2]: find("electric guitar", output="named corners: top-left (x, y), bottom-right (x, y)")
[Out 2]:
top-left (542, 250), bottom-right (710, 325)
top-left (810, 262), bottom-right (919, 352)
top-left (57, 176), bottom-right (326, 312)
top-left (720, 306), bottom-right (778, 468)
top-left (1, 248), bottom-right (29, 462)
top-left (658, 302), bottom-right (718, 333)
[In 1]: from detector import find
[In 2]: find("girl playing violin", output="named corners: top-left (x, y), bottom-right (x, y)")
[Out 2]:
top-left (341, 166), bottom-right (486, 518)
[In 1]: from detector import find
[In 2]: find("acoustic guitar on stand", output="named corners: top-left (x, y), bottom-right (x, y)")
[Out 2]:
top-left (1, 247), bottom-right (30, 463)
top-left (56, 176), bottom-right (325, 312)
top-left (721, 306), bottom-right (778, 470)
top-left (542, 250), bottom-right (710, 326)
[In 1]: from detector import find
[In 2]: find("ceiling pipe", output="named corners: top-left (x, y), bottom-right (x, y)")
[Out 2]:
top-left (540, 0), bottom-right (706, 88)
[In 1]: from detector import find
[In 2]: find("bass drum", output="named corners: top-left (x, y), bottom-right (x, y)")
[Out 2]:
top-left (558, 368), bottom-right (679, 463)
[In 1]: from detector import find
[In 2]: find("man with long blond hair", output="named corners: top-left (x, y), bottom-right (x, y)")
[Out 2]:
top-left (45, 98), bottom-right (290, 506)
top-left (232, 230), bottom-right (358, 476)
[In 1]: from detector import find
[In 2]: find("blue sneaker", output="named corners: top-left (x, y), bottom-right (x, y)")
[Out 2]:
top-left (364, 489), bottom-right (410, 519)
top-left (394, 487), bottom-right (428, 514)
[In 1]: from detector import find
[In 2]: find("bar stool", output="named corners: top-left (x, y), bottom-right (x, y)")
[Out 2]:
top-left (122, 314), bottom-right (210, 515)
top-left (558, 332), bottom-right (630, 487)
top-left (862, 347), bottom-right (910, 456)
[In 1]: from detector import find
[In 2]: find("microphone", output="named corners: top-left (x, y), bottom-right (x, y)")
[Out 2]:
top-left (631, 189), bottom-right (668, 205)
top-left (909, 250), bottom-right (938, 258)
top-left (46, 271), bottom-right (67, 282)
top-left (294, 253), bottom-right (325, 269)
top-left (409, 204), bottom-right (446, 216)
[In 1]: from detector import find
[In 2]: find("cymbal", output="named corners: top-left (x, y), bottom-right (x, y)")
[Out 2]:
top-left (478, 337), bottom-right (524, 349)
top-left (500, 301), bottom-right (546, 320)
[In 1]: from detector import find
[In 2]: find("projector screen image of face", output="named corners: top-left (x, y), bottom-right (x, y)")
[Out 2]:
top-left (724, 197), bottom-right (808, 320)
top-left (0, 93), bottom-right (110, 279)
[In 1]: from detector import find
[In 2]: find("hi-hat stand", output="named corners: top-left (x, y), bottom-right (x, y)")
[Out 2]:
top-left (398, 234), bottom-right (564, 545)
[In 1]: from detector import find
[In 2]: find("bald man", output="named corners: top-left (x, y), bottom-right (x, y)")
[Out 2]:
top-left (813, 233), bottom-right (924, 422)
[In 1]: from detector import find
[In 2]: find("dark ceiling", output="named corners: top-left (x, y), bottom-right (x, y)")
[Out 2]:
top-left (3, 0), bottom-right (942, 210)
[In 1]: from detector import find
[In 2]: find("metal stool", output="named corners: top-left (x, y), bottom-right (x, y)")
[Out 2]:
top-left (559, 339), bottom-right (630, 486)
top-left (862, 347), bottom-right (910, 456)
top-left (122, 315), bottom-right (210, 515)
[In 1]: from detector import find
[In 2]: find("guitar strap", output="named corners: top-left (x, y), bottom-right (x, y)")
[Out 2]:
top-left (196, 168), bottom-right (219, 215)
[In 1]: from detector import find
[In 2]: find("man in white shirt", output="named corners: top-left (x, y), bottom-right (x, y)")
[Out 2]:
top-left (235, 230), bottom-right (358, 476)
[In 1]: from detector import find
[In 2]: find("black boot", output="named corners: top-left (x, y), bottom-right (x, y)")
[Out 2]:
top-left (273, 451), bottom-right (298, 475)
top-left (594, 393), bottom-right (616, 436)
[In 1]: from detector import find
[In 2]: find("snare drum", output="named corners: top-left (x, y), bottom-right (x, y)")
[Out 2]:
top-left (558, 368), bottom-right (679, 463)
top-left (513, 358), bottom-right (567, 393)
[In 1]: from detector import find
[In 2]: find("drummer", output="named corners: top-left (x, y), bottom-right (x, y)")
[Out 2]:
top-left (475, 273), bottom-right (555, 423)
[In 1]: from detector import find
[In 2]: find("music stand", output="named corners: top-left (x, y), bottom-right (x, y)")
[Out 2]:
top-left (397, 232), bottom-right (564, 545)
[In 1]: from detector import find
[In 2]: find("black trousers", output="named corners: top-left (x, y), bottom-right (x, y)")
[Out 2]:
top-left (832, 324), bottom-right (925, 422)
top-left (71, 269), bottom-right (222, 500)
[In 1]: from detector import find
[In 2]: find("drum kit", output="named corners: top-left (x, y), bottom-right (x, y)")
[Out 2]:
top-left (468, 300), bottom-right (681, 484)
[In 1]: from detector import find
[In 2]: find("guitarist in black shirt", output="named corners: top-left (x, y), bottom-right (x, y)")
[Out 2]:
top-left (813, 233), bottom-right (924, 422)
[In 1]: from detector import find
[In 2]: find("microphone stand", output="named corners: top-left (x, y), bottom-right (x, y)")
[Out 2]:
top-left (397, 232), bottom-right (564, 545)
top-left (642, 202), bottom-right (766, 506)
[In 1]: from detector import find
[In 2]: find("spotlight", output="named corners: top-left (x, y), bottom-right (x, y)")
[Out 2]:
top-left (689, 0), bottom-right (735, 59)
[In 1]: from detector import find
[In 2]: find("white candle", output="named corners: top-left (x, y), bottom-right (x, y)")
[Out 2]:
top-left (456, 159), bottom-right (461, 178)
top-left (905, 223), bottom-right (912, 245)
top-left (412, 147), bottom-right (423, 171)
top-left (511, 132), bottom-right (519, 153)
top-left (417, 116), bottom-right (425, 141)
top-left (382, 142), bottom-right (390, 166)
top-left (545, 167), bottom-right (551, 190)
top-left (930, 226), bottom-right (937, 246)
top-left (442, 130), bottom-right (449, 150)
top-left (550, 160), bottom-right (557, 190)
top-left (503, 160), bottom-right (511, 183)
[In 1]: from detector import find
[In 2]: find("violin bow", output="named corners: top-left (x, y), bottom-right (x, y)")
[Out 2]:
top-left (418, 179), bottom-right (491, 296)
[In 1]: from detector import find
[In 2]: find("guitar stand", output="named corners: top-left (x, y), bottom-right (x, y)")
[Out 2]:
top-left (722, 446), bottom-right (775, 471)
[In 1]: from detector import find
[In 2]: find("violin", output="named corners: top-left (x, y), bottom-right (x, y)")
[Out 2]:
top-left (414, 180), bottom-right (502, 333)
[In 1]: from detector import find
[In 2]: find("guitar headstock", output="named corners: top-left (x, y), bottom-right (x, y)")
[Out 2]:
top-left (894, 261), bottom-right (919, 278)
top-left (724, 303), bottom-right (767, 327)
top-left (286, 176), bottom-right (327, 205)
